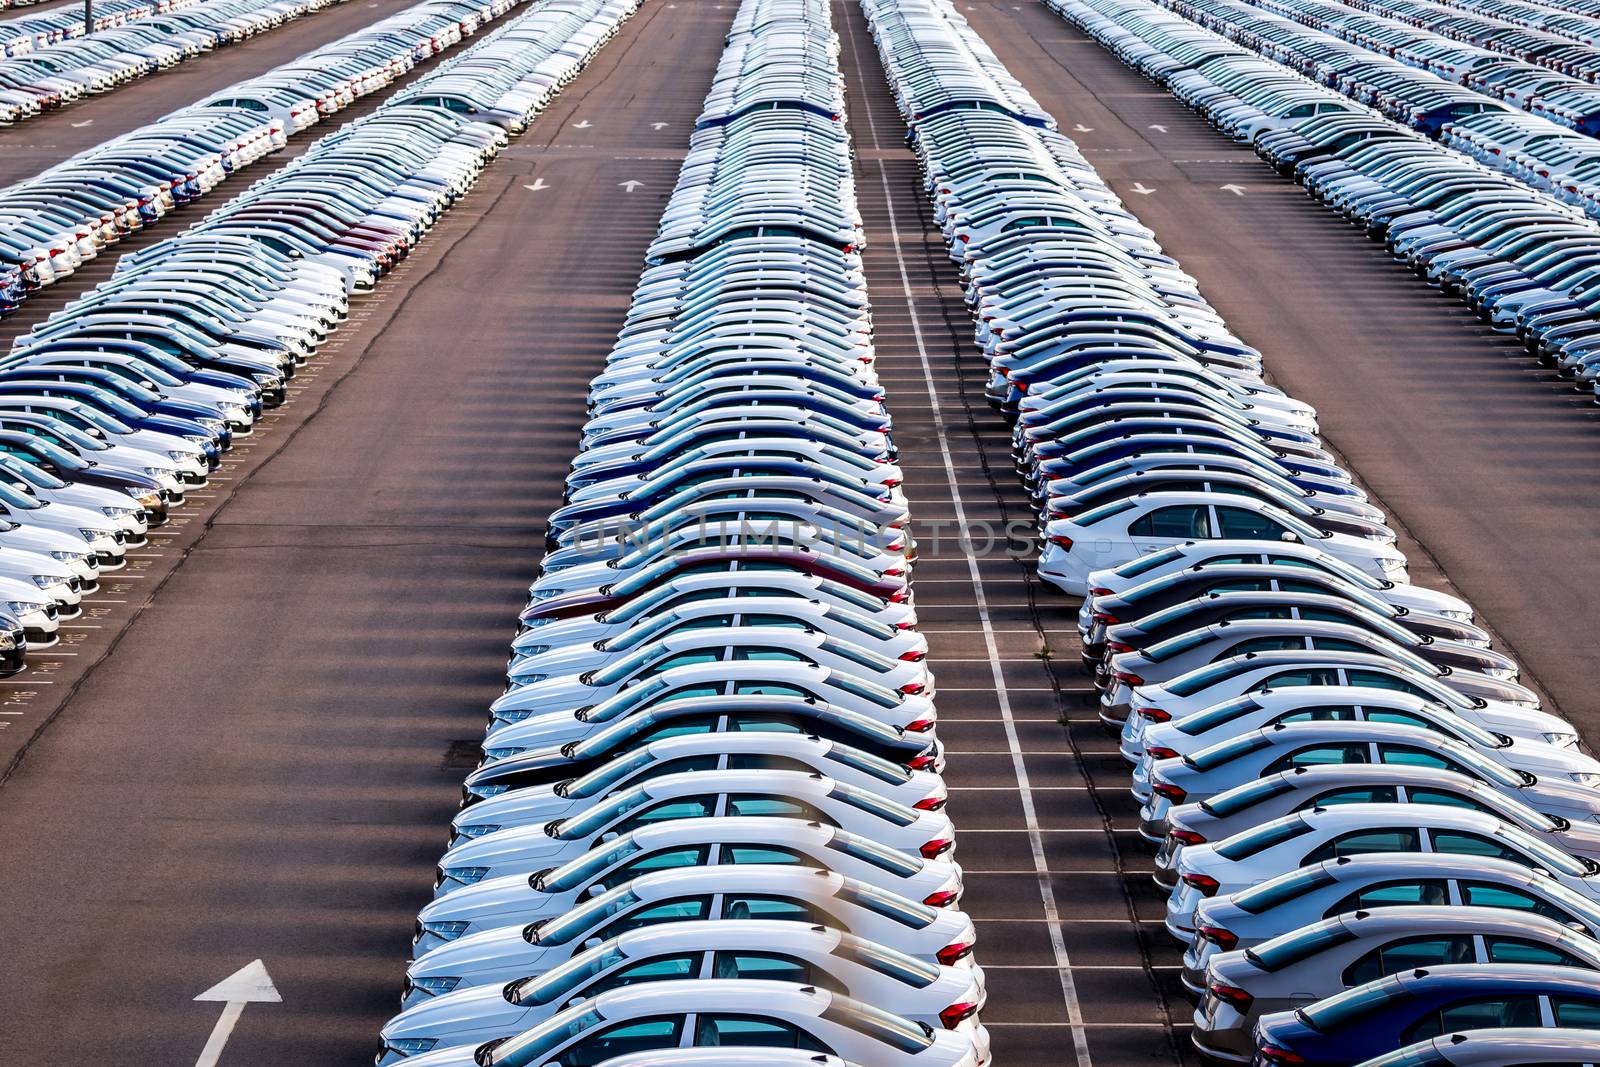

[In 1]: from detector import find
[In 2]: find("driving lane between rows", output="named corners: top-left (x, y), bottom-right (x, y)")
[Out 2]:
top-left (0, 1), bottom-right (733, 1062)
top-left (839, 2), bottom-right (1196, 1064)
top-left (951, 0), bottom-right (1596, 735)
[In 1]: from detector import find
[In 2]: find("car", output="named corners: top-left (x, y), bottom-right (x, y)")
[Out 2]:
top-left (413, 818), bottom-right (968, 955)
top-left (1252, 965), bottom-right (1600, 1066)
top-left (396, 981), bottom-right (979, 1067)
top-left (1193, 906), bottom-right (1600, 1061)
top-left (1164, 803), bottom-right (1600, 940)
top-left (433, 769), bottom-right (956, 895)
top-left (379, 919), bottom-right (989, 1066)
top-left (1354, 1028), bottom-right (1600, 1067)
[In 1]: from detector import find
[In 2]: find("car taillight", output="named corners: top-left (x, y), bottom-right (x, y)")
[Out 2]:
top-left (920, 838), bottom-right (954, 859)
top-left (884, 566), bottom-right (905, 577)
top-left (1182, 872), bottom-right (1221, 896)
top-left (939, 1002), bottom-right (979, 1029)
top-left (1136, 707), bottom-right (1170, 723)
top-left (905, 718), bottom-right (935, 733)
top-left (907, 752), bottom-right (938, 771)
top-left (889, 588), bottom-right (908, 603)
top-left (1258, 1046), bottom-right (1307, 1065)
top-left (900, 650), bottom-right (927, 662)
top-left (1198, 925), bottom-right (1239, 951)
top-left (937, 940), bottom-right (975, 965)
top-left (900, 682), bottom-right (926, 695)
top-left (1169, 829), bottom-right (1206, 846)
top-left (914, 795), bottom-right (946, 811)
top-left (1089, 586), bottom-right (1114, 596)
top-left (1092, 611), bottom-right (1117, 624)
top-left (1049, 534), bottom-right (1074, 550)
top-left (1152, 780), bottom-right (1186, 801)
top-left (1106, 640), bottom-right (1135, 653)
top-left (896, 621), bottom-right (916, 631)
top-left (1116, 672), bottom-right (1145, 687)
top-left (1208, 982), bottom-right (1253, 1011)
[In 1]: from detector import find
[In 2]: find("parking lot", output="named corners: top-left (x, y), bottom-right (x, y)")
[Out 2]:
top-left (1, 0), bottom-right (1599, 1063)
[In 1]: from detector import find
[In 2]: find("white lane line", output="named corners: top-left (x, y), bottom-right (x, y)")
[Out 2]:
top-left (843, 19), bottom-right (1093, 1067)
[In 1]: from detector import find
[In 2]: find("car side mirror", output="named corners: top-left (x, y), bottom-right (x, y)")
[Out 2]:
top-left (582, 938), bottom-right (603, 950)
top-left (1279, 531), bottom-right (1299, 543)
top-left (586, 884), bottom-right (605, 898)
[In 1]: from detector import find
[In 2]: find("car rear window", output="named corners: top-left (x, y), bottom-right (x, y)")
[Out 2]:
top-left (1184, 733), bottom-right (1272, 771)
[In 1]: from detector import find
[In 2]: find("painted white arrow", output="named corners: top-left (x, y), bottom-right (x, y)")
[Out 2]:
top-left (573, 119), bottom-right (592, 129)
top-left (1220, 183), bottom-right (1247, 196)
top-left (1073, 124), bottom-right (1093, 133)
top-left (70, 119), bottom-right (93, 127)
top-left (523, 178), bottom-right (548, 191)
top-left (651, 122), bottom-right (669, 130)
top-left (1130, 182), bottom-right (1156, 195)
top-left (194, 960), bottom-right (280, 1067)
top-left (619, 180), bottom-right (644, 192)
top-left (1148, 123), bottom-right (1168, 133)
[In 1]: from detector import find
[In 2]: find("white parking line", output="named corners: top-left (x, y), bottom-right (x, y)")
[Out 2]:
top-left (844, 19), bottom-right (1093, 1065)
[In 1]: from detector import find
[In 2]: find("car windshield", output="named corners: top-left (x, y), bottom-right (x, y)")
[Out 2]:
top-left (486, 1004), bottom-right (606, 1063)
top-left (829, 782), bottom-right (916, 827)
top-left (1183, 733), bottom-right (1272, 771)
top-left (827, 829), bottom-right (921, 876)
top-left (510, 940), bottom-right (629, 1005)
top-left (1201, 776), bottom-right (1296, 818)
top-left (1245, 920), bottom-right (1358, 971)
top-left (836, 879), bottom-right (936, 928)
top-left (1114, 546), bottom-right (1184, 578)
top-left (1166, 660), bottom-right (1252, 697)
top-left (1298, 976), bottom-right (1408, 1031)
top-left (1234, 866), bottom-right (1338, 914)
top-left (837, 933), bottom-right (938, 987)
top-left (566, 748), bottom-right (661, 798)
top-left (542, 836), bottom-right (644, 892)
top-left (826, 742), bottom-right (912, 785)
top-left (533, 886), bottom-right (641, 944)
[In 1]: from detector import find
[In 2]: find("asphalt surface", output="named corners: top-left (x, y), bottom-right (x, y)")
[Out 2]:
top-left (0, 0), bottom-right (1589, 1064)
top-left (0, 0), bottom-right (428, 184)
top-left (955, 0), bottom-right (1592, 729)
top-left (0, 0), bottom-right (730, 1061)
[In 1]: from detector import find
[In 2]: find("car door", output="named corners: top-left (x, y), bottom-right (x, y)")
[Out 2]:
top-left (1126, 503), bottom-right (1211, 557)
top-left (559, 1015), bottom-right (688, 1067)
top-left (1401, 994), bottom-right (1543, 1043)
top-left (1341, 935), bottom-right (1475, 987)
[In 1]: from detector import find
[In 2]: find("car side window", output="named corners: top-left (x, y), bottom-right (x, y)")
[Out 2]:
top-left (1347, 670), bottom-right (1431, 698)
top-left (693, 1014), bottom-right (829, 1052)
top-left (727, 795), bottom-right (823, 819)
top-left (1406, 789), bottom-right (1493, 814)
top-left (1267, 744), bottom-right (1368, 773)
top-left (593, 898), bottom-right (712, 941)
top-left (1307, 787), bottom-right (1399, 808)
top-left (724, 845), bottom-right (807, 865)
top-left (1363, 710), bottom-right (1431, 728)
top-left (1253, 668), bottom-right (1341, 690)
top-left (1216, 506), bottom-right (1288, 539)
top-left (601, 954), bottom-right (703, 991)
top-left (1278, 706), bottom-right (1361, 723)
top-left (1431, 830), bottom-right (1527, 864)
top-left (1303, 828), bottom-right (1422, 865)
top-left (612, 797), bottom-right (718, 835)
top-left (1326, 880), bottom-right (1448, 918)
top-left (1460, 883), bottom-right (1575, 922)
top-left (1485, 938), bottom-right (1587, 967)
top-left (711, 952), bottom-right (813, 984)
top-left (564, 1017), bottom-right (684, 1067)
top-left (1551, 998), bottom-right (1600, 1027)
top-left (1128, 505), bottom-right (1210, 538)
top-left (1342, 936), bottom-right (1473, 986)
top-left (600, 847), bottom-right (711, 890)
top-left (1377, 746), bottom-right (1469, 774)
top-left (1406, 997), bottom-right (1543, 1042)
top-left (722, 894), bottom-right (814, 921)
top-left (1218, 637), bottom-right (1309, 660)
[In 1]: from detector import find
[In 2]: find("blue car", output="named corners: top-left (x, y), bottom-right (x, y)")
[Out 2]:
top-left (1355, 1027), bottom-right (1600, 1067)
top-left (1253, 965), bottom-right (1600, 1066)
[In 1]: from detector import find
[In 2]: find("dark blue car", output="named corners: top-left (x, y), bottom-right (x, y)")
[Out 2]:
top-left (1252, 964), bottom-right (1600, 1066)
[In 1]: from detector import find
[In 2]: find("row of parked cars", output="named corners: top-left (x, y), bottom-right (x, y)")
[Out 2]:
top-left (377, 1), bottom-right (999, 1064)
top-left (1404, 0), bottom-right (1600, 43)
top-left (1335, 0), bottom-right (1600, 84)
top-left (1054, 0), bottom-right (1600, 401)
top-left (0, 0), bottom-right (520, 311)
top-left (0, 0), bottom-right (346, 125)
top-left (0, 0), bottom-right (619, 674)
top-left (864, 0), bottom-right (1600, 1063)
top-left (1236, 0), bottom-right (1600, 127)
top-left (1, 0), bottom-right (193, 54)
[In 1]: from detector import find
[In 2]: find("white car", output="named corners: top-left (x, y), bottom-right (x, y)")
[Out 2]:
top-left (1165, 804), bottom-right (1600, 941)
top-left (434, 769), bottom-right (955, 895)
top-left (408, 860), bottom-right (967, 1007)
top-left (380, 920), bottom-right (988, 1066)
top-left (451, 730), bottom-right (946, 845)
top-left (396, 981), bottom-right (979, 1067)
top-left (1038, 491), bottom-right (1408, 595)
